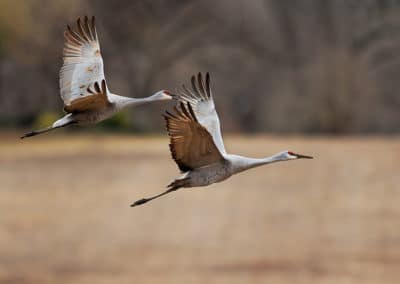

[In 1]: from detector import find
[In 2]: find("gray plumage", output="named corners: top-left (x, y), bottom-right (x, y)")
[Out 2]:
top-left (131, 72), bottom-right (313, 207)
top-left (21, 16), bottom-right (171, 139)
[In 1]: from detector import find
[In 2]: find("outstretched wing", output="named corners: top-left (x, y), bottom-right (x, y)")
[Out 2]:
top-left (60, 16), bottom-right (110, 112)
top-left (172, 72), bottom-right (226, 154)
top-left (164, 102), bottom-right (225, 172)
top-left (64, 79), bottom-right (110, 113)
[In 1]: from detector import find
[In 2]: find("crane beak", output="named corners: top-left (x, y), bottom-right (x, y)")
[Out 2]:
top-left (162, 90), bottom-right (174, 99)
top-left (294, 153), bottom-right (313, 159)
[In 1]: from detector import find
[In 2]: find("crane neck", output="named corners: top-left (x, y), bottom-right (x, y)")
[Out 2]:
top-left (110, 93), bottom-right (161, 110)
top-left (228, 152), bottom-right (288, 175)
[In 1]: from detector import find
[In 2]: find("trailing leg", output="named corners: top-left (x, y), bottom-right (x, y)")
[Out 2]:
top-left (130, 178), bottom-right (190, 207)
top-left (21, 115), bottom-right (76, 139)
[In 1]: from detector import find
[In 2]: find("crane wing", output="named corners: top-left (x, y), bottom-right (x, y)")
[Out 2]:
top-left (60, 16), bottom-right (110, 112)
top-left (63, 79), bottom-right (111, 113)
top-left (172, 72), bottom-right (226, 154)
top-left (164, 102), bottom-right (225, 172)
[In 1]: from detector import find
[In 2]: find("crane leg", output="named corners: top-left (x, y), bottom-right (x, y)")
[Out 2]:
top-left (130, 177), bottom-right (190, 207)
top-left (20, 121), bottom-right (77, 139)
top-left (130, 187), bottom-right (179, 207)
top-left (21, 127), bottom-right (53, 139)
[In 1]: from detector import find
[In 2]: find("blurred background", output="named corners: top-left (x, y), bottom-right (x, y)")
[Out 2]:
top-left (1, 1), bottom-right (399, 283)
top-left (1, 0), bottom-right (400, 134)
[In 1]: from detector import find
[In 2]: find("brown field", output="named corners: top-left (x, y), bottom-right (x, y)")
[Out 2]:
top-left (0, 134), bottom-right (399, 284)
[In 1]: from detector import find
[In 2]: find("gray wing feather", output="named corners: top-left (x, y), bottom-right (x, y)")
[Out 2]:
top-left (164, 102), bottom-right (225, 172)
top-left (60, 16), bottom-right (107, 108)
top-left (173, 72), bottom-right (226, 154)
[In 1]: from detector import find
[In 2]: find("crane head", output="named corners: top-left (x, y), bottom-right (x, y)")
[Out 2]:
top-left (153, 90), bottom-right (174, 101)
top-left (162, 90), bottom-right (173, 97)
top-left (287, 151), bottom-right (313, 159)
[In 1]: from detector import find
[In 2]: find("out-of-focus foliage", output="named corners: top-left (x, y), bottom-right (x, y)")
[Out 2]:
top-left (96, 111), bottom-right (132, 131)
top-left (0, 0), bottom-right (82, 62)
top-left (33, 111), bottom-right (59, 129)
top-left (0, 0), bottom-right (399, 133)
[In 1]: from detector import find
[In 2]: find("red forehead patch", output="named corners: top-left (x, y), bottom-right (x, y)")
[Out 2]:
top-left (288, 151), bottom-right (294, 155)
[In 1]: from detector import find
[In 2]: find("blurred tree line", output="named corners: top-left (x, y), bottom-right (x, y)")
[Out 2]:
top-left (0, 0), bottom-right (399, 133)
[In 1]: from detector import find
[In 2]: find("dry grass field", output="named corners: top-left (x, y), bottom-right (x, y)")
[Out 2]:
top-left (0, 134), bottom-right (399, 284)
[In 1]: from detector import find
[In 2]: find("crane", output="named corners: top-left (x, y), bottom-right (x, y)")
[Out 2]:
top-left (131, 72), bottom-right (313, 207)
top-left (21, 16), bottom-right (172, 139)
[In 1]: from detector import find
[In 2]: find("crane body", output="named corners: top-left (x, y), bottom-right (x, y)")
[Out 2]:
top-left (131, 73), bottom-right (313, 207)
top-left (21, 16), bottom-right (171, 139)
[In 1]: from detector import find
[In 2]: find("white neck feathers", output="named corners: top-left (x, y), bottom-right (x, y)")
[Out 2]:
top-left (228, 152), bottom-right (288, 174)
top-left (110, 93), bottom-right (161, 109)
